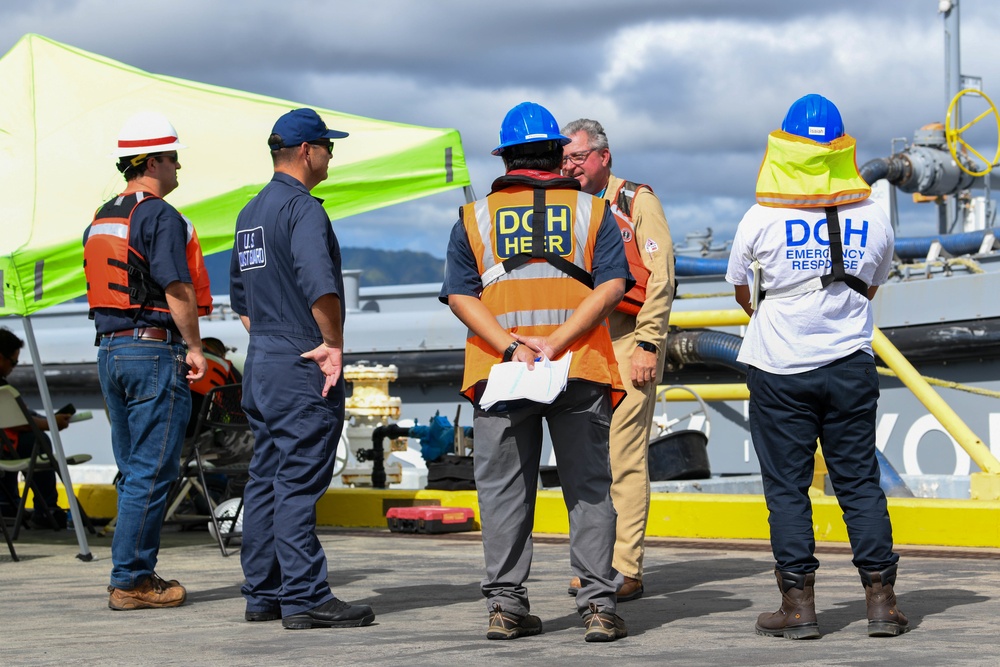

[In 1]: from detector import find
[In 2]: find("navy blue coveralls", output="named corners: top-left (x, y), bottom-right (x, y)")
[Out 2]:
top-left (230, 172), bottom-right (346, 617)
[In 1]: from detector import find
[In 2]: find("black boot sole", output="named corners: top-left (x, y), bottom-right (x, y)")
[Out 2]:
top-left (245, 611), bottom-right (281, 622)
top-left (282, 612), bottom-right (375, 629)
top-left (755, 622), bottom-right (820, 639)
top-left (868, 621), bottom-right (910, 637)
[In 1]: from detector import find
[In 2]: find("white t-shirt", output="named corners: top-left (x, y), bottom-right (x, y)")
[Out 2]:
top-left (725, 199), bottom-right (894, 374)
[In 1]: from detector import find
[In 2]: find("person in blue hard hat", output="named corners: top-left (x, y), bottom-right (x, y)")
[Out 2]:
top-left (230, 108), bottom-right (374, 630)
top-left (440, 101), bottom-right (632, 642)
top-left (726, 94), bottom-right (908, 639)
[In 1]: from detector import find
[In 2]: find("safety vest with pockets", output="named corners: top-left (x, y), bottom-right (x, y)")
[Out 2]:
top-left (460, 172), bottom-right (626, 408)
top-left (84, 192), bottom-right (212, 319)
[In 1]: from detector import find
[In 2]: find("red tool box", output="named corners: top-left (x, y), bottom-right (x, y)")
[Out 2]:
top-left (386, 506), bottom-right (476, 534)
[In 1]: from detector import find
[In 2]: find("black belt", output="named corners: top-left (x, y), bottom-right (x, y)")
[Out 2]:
top-left (103, 327), bottom-right (172, 342)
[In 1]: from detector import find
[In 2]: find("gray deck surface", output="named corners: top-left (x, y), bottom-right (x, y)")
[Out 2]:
top-left (2, 526), bottom-right (998, 666)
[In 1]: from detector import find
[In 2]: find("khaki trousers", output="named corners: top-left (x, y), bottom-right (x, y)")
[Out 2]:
top-left (608, 312), bottom-right (665, 580)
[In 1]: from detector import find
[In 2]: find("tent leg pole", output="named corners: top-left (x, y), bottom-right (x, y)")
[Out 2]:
top-left (22, 317), bottom-right (93, 560)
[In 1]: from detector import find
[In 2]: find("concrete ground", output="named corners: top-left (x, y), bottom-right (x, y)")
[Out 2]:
top-left (2, 526), bottom-right (998, 667)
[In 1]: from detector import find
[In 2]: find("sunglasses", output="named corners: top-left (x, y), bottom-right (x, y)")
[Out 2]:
top-left (154, 153), bottom-right (180, 164)
top-left (308, 141), bottom-right (334, 155)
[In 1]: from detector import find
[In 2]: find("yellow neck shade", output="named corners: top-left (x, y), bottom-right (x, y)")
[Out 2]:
top-left (755, 131), bottom-right (871, 208)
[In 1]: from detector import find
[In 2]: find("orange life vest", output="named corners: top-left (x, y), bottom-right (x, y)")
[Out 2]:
top-left (84, 192), bottom-right (212, 318)
top-left (1, 428), bottom-right (20, 457)
top-left (188, 352), bottom-right (237, 395)
top-left (609, 180), bottom-right (653, 316)
top-left (461, 181), bottom-right (625, 408)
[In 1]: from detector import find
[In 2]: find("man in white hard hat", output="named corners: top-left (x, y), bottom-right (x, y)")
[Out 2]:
top-left (561, 118), bottom-right (675, 604)
top-left (84, 111), bottom-right (211, 610)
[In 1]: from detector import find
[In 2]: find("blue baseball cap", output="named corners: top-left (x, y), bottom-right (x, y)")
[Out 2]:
top-left (269, 108), bottom-right (348, 149)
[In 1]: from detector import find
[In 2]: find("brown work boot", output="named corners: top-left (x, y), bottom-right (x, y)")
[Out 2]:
top-left (583, 603), bottom-right (627, 642)
top-left (617, 576), bottom-right (644, 602)
top-left (859, 564), bottom-right (910, 637)
top-left (755, 569), bottom-right (820, 639)
top-left (567, 576), bottom-right (581, 596)
top-left (108, 573), bottom-right (187, 610)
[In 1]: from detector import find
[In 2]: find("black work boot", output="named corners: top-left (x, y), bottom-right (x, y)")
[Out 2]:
top-left (755, 569), bottom-right (820, 639)
top-left (859, 563), bottom-right (910, 637)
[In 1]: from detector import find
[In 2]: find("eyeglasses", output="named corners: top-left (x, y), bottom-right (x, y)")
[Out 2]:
top-left (561, 148), bottom-right (596, 166)
top-left (308, 141), bottom-right (334, 155)
top-left (153, 153), bottom-right (179, 165)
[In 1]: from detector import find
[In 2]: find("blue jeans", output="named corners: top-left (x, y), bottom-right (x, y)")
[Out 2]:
top-left (98, 335), bottom-right (191, 589)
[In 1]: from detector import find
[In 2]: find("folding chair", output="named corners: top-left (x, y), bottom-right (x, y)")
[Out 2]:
top-left (0, 469), bottom-right (18, 560)
top-left (164, 383), bottom-right (251, 556)
top-left (0, 385), bottom-right (94, 540)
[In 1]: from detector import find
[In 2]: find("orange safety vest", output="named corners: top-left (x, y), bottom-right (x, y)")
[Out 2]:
top-left (609, 180), bottom-right (653, 316)
top-left (84, 192), bottom-right (213, 318)
top-left (187, 352), bottom-right (237, 395)
top-left (1, 427), bottom-right (20, 457)
top-left (461, 183), bottom-right (626, 408)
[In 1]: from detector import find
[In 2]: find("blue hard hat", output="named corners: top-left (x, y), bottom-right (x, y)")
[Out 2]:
top-left (781, 94), bottom-right (844, 144)
top-left (492, 102), bottom-right (570, 156)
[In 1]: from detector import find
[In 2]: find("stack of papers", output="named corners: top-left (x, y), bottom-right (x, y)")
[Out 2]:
top-left (479, 352), bottom-right (573, 411)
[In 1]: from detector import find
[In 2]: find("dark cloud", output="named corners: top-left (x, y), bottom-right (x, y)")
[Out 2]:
top-left (3, 0), bottom-right (999, 257)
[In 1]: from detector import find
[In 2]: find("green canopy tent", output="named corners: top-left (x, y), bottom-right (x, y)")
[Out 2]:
top-left (0, 34), bottom-right (472, 558)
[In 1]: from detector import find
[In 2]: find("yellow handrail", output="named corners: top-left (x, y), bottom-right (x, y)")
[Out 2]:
top-left (871, 328), bottom-right (1000, 474)
top-left (661, 308), bottom-right (1000, 478)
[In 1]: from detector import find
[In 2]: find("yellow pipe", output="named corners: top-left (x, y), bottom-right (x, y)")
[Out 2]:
top-left (657, 384), bottom-right (749, 401)
top-left (872, 328), bottom-right (1000, 474)
top-left (669, 309), bottom-right (750, 328)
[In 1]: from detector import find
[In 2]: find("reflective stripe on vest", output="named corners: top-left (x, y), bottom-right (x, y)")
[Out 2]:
top-left (755, 132), bottom-right (871, 209)
top-left (84, 192), bottom-right (213, 317)
top-left (460, 186), bottom-right (625, 407)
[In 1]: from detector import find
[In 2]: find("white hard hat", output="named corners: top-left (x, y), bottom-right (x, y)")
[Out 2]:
top-left (113, 111), bottom-right (186, 158)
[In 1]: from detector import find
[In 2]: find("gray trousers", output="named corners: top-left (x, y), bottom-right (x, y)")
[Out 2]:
top-left (473, 381), bottom-right (618, 618)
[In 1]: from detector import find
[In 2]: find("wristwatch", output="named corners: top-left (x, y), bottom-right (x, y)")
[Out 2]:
top-left (502, 341), bottom-right (521, 362)
top-left (636, 341), bottom-right (658, 354)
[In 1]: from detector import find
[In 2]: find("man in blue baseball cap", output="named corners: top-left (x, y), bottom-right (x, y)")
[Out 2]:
top-left (267, 107), bottom-right (349, 150)
top-left (231, 108), bottom-right (374, 630)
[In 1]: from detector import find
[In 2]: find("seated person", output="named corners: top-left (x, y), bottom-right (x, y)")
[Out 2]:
top-left (0, 327), bottom-right (69, 529)
top-left (186, 337), bottom-right (242, 438)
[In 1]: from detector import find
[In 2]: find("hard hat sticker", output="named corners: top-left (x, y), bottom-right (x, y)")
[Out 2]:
top-left (808, 126), bottom-right (826, 136)
top-left (236, 227), bottom-right (267, 271)
top-left (493, 205), bottom-right (573, 259)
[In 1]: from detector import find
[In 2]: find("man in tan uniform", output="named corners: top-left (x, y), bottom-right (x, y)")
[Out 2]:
top-left (561, 118), bottom-right (674, 601)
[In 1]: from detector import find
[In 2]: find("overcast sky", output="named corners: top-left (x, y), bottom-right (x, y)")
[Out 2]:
top-left (4, 0), bottom-right (999, 258)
